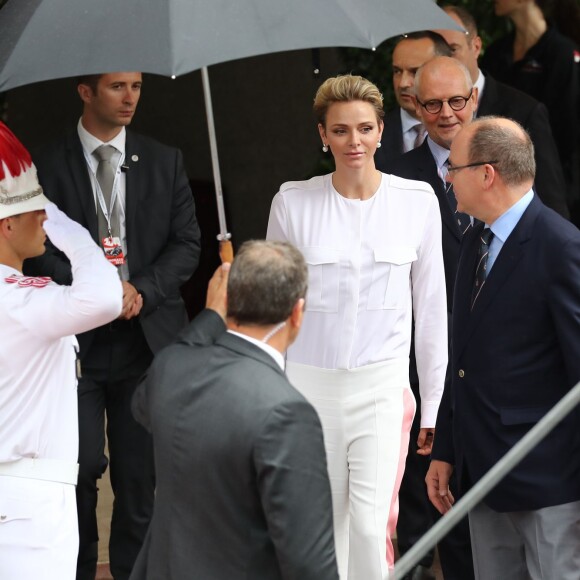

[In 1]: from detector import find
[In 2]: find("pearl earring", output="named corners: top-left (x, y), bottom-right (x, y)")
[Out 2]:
top-left (322, 144), bottom-right (329, 153)
top-left (376, 141), bottom-right (382, 148)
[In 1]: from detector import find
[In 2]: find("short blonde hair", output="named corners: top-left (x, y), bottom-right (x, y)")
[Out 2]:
top-left (313, 74), bottom-right (384, 127)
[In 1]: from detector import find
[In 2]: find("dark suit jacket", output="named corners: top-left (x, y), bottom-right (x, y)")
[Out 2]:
top-left (375, 108), bottom-right (404, 169)
top-left (433, 197), bottom-right (580, 512)
top-left (25, 128), bottom-right (201, 356)
top-left (477, 74), bottom-right (569, 218)
top-left (384, 140), bottom-right (459, 314)
top-left (130, 310), bottom-right (339, 580)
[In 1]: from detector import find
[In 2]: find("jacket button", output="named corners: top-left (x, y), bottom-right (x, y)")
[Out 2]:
top-left (458, 369), bottom-right (465, 378)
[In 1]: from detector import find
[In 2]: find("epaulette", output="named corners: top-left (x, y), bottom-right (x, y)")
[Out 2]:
top-left (387, 174), bottom-right (434, 193)
top-left (4, 274), bottom-right (52, 288)
top-left (279, 175), bottom-right (324, 193)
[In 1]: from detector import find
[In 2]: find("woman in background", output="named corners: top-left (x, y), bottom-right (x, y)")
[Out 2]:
top-left (482, 0), bottom-right (580, 216)
top-left (267, 75), bottom-right (447, 579)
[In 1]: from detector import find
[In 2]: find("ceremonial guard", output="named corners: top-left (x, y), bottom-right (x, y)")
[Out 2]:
top-left (0, 122), bottom-right (122, 580)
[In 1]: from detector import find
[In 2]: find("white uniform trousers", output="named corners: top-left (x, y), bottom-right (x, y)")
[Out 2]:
top-left (0, 476), bottom-right (78, 580)
top-left (287, 359), bottom-right (415, 580)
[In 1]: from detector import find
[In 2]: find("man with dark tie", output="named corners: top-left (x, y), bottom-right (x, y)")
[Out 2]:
top-left (384, 56), bottom-right (478, 580)
top-left (427, 116), bottom-right (580, 580)
top-left (435, 5), bottom-right (569, 219)
top-left (24, 72), bottom-right (201, 580)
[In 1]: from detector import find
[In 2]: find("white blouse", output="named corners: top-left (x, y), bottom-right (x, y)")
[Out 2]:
top-left (267, 172), bottom-right (448, 426)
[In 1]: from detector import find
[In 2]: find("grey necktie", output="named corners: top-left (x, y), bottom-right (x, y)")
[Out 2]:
top-left (94, 144), bottom-right (118, 243)
top-left (413, 124), bottom-right (426, 149)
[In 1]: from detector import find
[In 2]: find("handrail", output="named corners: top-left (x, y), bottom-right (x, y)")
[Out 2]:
top-left (392, 380), bottom-right (580, 579)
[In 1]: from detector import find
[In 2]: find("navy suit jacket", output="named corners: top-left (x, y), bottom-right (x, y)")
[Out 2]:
top-left (375, 108), bottom-right (404, 169)
top-left (25, 128), bottom-right (201, 356)
top-left (130, 309), bottom-right (339, 580)
top-left (433, 197), bottom-right (580, 512)
top-left (384, 140), bottom-right (459, 314)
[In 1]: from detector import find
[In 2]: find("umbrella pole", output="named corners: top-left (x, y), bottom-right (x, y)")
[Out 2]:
top-left (201, 66), bottom-right (233, 263)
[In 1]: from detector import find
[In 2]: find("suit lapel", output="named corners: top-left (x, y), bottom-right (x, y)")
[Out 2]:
top-left (416, 142), bottom-right (462, 242)
top-left (475, 76), bottom-right (499, 117)
top-left (124, 131), bottom-right (143, 259)
top-left (455, 198), bottom-right (540, 354)
top-left (383, 110), bottom-right (404, 156)
top-left (453, 224), bottom-right (480, 351)
top-left (68, 131), bottom-right (99, 239)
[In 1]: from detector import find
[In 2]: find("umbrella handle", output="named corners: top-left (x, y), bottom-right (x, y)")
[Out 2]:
top-left (219, 240), bottom-right (234, 264)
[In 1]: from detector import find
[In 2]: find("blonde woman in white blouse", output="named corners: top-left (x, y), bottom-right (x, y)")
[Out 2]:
top-left (267, 75), bottom-right (448, 580)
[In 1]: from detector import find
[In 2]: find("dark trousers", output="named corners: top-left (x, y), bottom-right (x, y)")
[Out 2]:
top-left (397, 382), bottom-right (475, 580)
top-left (76, 322), bottom-right (154, 580)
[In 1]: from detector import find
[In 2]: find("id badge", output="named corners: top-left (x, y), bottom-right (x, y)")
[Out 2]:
top-left (102, 236), bottom-right (126, 266)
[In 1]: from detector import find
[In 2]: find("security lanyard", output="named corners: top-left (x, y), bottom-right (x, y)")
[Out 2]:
top-left (84, 150), bottom-right (125, 237)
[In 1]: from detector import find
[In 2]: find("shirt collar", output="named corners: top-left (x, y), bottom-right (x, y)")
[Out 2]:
top-left (77, 118), bottom-right (126, 157)
top-left (400, 108), bottom-right (421, 134)
top-left (488, 189), bottom-right (534, 243)
top-left (227, 330), bottom-right (285, 370)
top-left (426, 136), bottom-right (450, 170)
top-left (474, 69), bottom-right (486, 109)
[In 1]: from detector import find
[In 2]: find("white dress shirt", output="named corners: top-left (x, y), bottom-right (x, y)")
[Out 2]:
top-left (78, 119), bottom-right (129, 277)
top-left (401, 109), bottom-right (425, 153)
top-left (474, 68), bottom-right (486, 112)
top-left (267, 173), bottom-right (448, 425)
top-left (227, 330), bottom-right (285, 370)
top-left (487, 189), bottom-right (534, 272)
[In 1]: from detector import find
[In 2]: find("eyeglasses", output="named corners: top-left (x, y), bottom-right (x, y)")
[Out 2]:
top-left (417, 89), bottom-right (473, 115)
top-left (447, 160), bottom-right (498, 174)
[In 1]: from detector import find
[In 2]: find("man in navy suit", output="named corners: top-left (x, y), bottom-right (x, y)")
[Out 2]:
top-left (427, 116), bottom-right (580, 579)
top-left (24, 72), bottom-right (201, 580)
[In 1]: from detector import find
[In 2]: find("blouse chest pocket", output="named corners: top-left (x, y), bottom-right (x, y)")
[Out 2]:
top-left (300, 247), bottom-right (340, 313)
top-left (368, 246), bottom-right (417, 310)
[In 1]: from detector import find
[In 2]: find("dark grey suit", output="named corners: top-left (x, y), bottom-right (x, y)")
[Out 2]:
top-left (130, 310), bottom-right (339, 580)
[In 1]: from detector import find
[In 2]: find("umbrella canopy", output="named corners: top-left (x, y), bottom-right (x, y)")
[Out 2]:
top-left (0, 0), bottom-right (462, 92)
top-left (0, 0), bottom-right (462, 259)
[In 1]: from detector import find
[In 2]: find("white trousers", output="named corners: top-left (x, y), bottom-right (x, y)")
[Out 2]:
top-left (287, 359), bottom-right (415, 580)
top-left (0, 475), bottom-right (78, 580)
